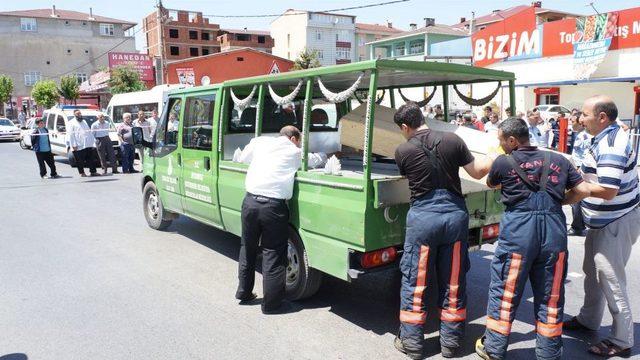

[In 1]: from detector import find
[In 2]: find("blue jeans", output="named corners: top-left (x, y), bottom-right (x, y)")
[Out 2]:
top-left (399, 189), bottom-right (470, 350)
top-left (120, 143), bottom-right (135, 172)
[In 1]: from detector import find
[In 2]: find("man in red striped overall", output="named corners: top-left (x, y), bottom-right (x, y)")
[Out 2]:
top-left (393, 102), bottom-right (494, 359)
top-left (475, 118), bottom-right (589, 359)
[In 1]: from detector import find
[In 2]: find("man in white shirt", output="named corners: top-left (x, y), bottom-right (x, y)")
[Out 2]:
top-left (235, 125), bottom-right (325, 314)
top-left (134, 111), bottom-right (153, 164)
top-left (526, 110), bottom-right (551, 148)
top-left (91, 114), bottom-right (118, 175)
top-left (67, 109), bottom-right (99, 177)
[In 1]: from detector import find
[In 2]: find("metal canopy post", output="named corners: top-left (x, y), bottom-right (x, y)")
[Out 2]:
top-left (508, 79), bottom-right (516, 116)
top-left (255, 84), bottom-right (265, 137)
top-left (442, 84), bottom-right (449, 122)
top-left (389, 88), bottom-right (396, 108)
top-left (363, 70), bottom-right (378, 189)
top-left (301, 78), bottom-right (314, 171)
top-left (217, 88), bottom-right (228, 157)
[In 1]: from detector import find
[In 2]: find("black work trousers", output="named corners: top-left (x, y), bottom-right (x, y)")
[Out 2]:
top-left (35, 151), bottom-right (57, 177)
top-left (236, 193), bottom-right (289, 311)
top-left (73, 148), bottom-right (97, 175)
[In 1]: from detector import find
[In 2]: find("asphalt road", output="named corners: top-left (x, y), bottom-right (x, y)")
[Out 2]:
top-left (1, 141), bottom-right (639, 360)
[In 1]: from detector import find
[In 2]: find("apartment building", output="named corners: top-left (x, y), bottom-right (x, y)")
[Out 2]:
top-left (355, 22), bottom-right (402, 61)
top-left (143, 8), bottom-right (223, 61)
top-left (271, 9), bottom-right (356, 66)
top-left (0, 7), bottom-right (136, 115)
top-left (217, 29), bottom-right (273, 53)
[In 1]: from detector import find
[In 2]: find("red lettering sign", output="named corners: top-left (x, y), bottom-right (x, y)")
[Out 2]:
top-left (472, 7), bottom-right (539, 67)
top-left (108, 51), bottom-right (154, 81)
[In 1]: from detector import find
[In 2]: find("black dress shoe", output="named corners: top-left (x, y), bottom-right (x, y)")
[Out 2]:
top-left (568, 228), bottom-right (586, 237)
top-left (237, 293), bottom-right (258, 304)
top-left (261, 301), bottom-right (294, 315)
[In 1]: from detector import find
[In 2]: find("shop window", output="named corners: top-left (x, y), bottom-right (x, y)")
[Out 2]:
top-left (190, 47), bottom-right (199, 56)
top-left (189, 30), bottom-right (198, 40)
top-left (182, 94), bottom-right (215, 151)
top-left (169, 29), bottom-right (179, 38)
top-left (170, 46), bottom-right (180, 56)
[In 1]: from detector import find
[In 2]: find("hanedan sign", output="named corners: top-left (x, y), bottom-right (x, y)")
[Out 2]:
top-left (108, 52), bottom-right (154, 81)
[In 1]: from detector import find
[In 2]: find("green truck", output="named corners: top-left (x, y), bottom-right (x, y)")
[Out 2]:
top-left (135, 60), bottom-right (516, 300)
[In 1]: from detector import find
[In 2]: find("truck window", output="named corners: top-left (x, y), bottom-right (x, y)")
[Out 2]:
top-left (56, 115), bottom-right (65, 132)
top-left (46, 113), bottom-right (56, 130)
top-left (113, 102), bottom-right (158, 123)
top-left (153, 97), bottom-right (182, 157)
top-left (182, 94), bottom-right (215, 151)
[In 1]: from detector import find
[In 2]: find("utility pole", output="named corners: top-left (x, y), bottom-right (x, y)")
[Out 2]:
top-left (156, 0), bottom-right (167, 84)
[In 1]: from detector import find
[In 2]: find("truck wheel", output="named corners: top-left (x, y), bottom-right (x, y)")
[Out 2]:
top-left (286, 228), bottom-right (322, 300)
top-left (19, 138), bottom-right (29, 150)
top-left (143, 182), bottom-right (173, 230)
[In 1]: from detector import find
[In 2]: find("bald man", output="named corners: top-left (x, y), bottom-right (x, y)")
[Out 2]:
top-left (564, 96), bottom-right (640, 357)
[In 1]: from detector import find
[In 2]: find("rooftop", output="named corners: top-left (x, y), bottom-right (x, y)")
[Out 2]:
top-left (367, 24), bottom-right (467, 45)
top-left (165, 47), bottom-right (292, 65)
top-left (356, 22), bottom-right (403, 34)
top-left (220, 29), bottom-right (271, 36)
top-left (452, 4), bottom-right (581, 29)
top-left (0, 8), bottom-right (136, 30)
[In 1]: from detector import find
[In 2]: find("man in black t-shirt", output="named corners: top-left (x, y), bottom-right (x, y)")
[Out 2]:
top-left (475, 118), bottom-right (589, 360)
top-left (393, 102), bottom-right (495, 359)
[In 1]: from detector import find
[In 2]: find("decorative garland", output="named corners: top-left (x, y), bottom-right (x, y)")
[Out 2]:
top-left (397, 87), bottom-right (437, 107)
top-left (268, 80), bottom-right (304, 106)
top-left (229, 85), bottom-right (257, 111)
top-left (453, 82), bottom-right (501, 106)
top-left (354, 90), bottom-right (386, 105)
top-left (317, 72), bottom-right (365, 104)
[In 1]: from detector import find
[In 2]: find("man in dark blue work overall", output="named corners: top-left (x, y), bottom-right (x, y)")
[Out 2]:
top-left (475, 118), bottom-right (590, 360)
top-left (393, 102), bottom-right (495, 359)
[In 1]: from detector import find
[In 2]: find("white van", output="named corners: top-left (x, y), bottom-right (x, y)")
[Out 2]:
top-left (42, 105), bottom-right (119, 167)
top-left (106, 84), bottom-right (185, 123)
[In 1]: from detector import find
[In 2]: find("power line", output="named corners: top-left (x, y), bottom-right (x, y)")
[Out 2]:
top-left (202, 0), bottom-right (410, 18)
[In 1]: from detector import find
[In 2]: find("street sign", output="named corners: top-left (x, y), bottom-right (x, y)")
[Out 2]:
top-left (269, 61), bottom-right (280, 75)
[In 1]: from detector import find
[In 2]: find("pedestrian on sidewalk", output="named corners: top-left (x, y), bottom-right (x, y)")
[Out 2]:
top-left (91, 114), bottom-right (119, 175)
top-left (117, 113), bottom-right (136, 173)
top-left (134, 110), bottom-right (153, 164)
top-left (568, 111), bottom-right (589, 236)
top-left (67, 109), bottom-right (99, 177)
top-left (30, 118), bottom-right (60, 179)
top-left (475, 118), bottom-right (589, 360)
top-left (563, 95), bottom-right (640, 358)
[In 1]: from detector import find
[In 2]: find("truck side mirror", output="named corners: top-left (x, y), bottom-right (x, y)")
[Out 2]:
top-left (132, 127), bottom-right (153, 149)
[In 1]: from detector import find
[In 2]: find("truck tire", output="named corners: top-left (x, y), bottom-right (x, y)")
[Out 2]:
top-left (143, 182), bottom-right (174, 230)
top-left (286, 228), bottom-right (322, 300)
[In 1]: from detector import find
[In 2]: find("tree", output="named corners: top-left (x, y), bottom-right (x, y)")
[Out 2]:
top-left (109, 66), bottom-right (146, 94)
top-left (58, 75), bottom-right (79, 105)
top-left (292, 48), bottom-right (322, 70)
top-left (31, 80), bottom-right (59, 109)
top-left (0, 75), bottom-right (13, 116)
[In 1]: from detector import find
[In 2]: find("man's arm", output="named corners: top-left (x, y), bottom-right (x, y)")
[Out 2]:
top-left (562, 181), bottom-right (591, 205)
top-left (463, 155), bottom-right (493, 180)
top-left (584, 183), bottom-right (618, 201)
top-left (237, 140), bottom-right (255, 164)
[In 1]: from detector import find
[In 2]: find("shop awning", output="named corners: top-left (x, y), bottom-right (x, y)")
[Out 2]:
top-left (505, 76), bottom-right (640, 88)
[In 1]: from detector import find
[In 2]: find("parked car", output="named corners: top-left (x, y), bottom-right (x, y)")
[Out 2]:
top-left (42, 105), bottom-right (120, 167)
top-left (531, 104), bottom-right (572, 122)
top-left (19, 117), bottom-right (39, 149)
top-left (0, 117), bottom-right (21, 141)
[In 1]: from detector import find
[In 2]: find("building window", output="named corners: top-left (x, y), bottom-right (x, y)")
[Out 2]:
top-left (394, 43), bottom-right (405, 56)
top-left (358, 36), bottom-right (366, 47)
top-left (236, 34), bottom-right (250, 41)
top-left (258, 35), bottom-right (266, 44)
top-left (24, 71), bottom-right (41, 86)
top-left (409, 40), bottom-right (424, 54)
top-left (168, 10), bottom-right (178, 20)
top-left (316, 31), bottom-right (322, 41)
top-left (169, 28), bottom-right (179, 38)
top-left (170, 46), bottom-right (180, 56)
top-left (336, 47), bottom-right (350, 60)
top-left (316, 50), bottom-right (324, 59)
top-left (188, 12), bottom-right (197, 22)
top-left (287, 34), bottom-right (290, 47)
top-left (202, 48), bottom-right (210, 55)
top-left (336, 30), bottom-right (350, 42)
top-left (201, 32), bottom-right (210, 41)
top-left (189, 30), bottom-right (198, 40)
top-left (100, 23), bottom-right (114, 36)
top-left (190, 47), bottom-right (199, 56)
top-left (20, 18), bottom-right (37, 31)
top-left (76, 73), bottom-right (88, 84)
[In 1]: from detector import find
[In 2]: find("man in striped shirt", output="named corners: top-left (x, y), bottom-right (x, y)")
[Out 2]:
top-left (564, 95), bottom-right (640, 358)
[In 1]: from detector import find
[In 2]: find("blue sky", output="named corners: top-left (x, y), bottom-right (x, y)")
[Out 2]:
top-left (3, 0), bottom-right (639, 50)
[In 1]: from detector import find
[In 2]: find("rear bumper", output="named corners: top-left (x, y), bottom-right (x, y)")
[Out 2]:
top-left (0, 133), bottom-right (20, 140)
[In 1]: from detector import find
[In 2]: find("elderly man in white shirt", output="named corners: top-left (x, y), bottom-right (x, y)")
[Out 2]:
top-left (67, 109), bottom-right (99, 177)
top-left (526, 109), bottom-right (551, 148)
top-left (234, 125), bottom-right (325, 314)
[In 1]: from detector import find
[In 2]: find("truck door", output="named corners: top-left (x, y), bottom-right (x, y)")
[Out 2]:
top-left (179, 93), bottom-right (222, 227)
top-left (151, 96), bottom-right (184, 213)
top-left (50, 114), bottom-right (67, 155)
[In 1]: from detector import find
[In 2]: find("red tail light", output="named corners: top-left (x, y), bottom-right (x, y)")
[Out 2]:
top-left (361, 247), bottom-right (398, 269)
top-left (482, 223), bottom-right (500, 240)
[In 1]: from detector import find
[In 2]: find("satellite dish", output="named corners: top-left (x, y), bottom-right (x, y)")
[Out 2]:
top-left (201, 75), bottom-right (210, 86)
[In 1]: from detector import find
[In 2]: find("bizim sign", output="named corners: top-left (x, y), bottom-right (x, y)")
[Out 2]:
top-left (108, 52), bottom-right (154, 81)
top-left (472, 7), bottom-right (541, 67)
top-left (573, 12), bottom-right (619, 79)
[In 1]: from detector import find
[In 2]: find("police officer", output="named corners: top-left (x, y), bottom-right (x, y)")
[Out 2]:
top-left (393, 102), bottom-right (495, 359)
top-left (475, 118), bottom-right (590, 360)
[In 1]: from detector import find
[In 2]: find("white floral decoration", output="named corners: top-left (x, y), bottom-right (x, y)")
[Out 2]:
top-left (229, 85), bottom-right (257, 110)
top-left (268, 80), bottom-right (304, 106)
top-left (317, 72), bottom-right (365, 104)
